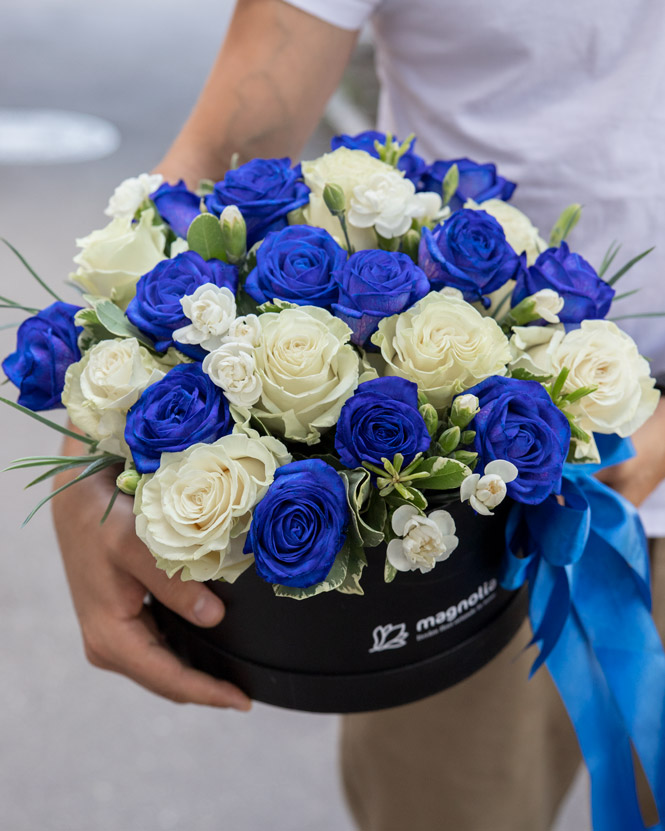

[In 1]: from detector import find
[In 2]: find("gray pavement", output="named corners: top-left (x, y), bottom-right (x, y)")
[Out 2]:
top-left (0, 2), bottom-right (589, 829)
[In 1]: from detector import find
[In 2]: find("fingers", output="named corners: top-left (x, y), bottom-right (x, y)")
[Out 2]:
top-left (108, 525), bottom-right (226, 628)
top-left (90, 609), bottom-right (252, 711)
top-left (126, 546), bottom-right (226, 629)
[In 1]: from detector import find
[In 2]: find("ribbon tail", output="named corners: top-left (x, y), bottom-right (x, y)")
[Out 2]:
top-left (544, 604), bottom-right (648, 831)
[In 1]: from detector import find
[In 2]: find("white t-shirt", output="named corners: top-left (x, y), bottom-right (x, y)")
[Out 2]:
top-left (285, 0), bottom-right (665, 534)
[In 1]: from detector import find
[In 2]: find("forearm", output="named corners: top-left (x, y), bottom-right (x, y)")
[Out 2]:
top-left (156, 0), bottom-right (357, 185)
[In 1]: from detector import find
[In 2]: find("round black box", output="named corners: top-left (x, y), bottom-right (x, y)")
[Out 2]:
top-left (152, 499), bottom-right (526, 713)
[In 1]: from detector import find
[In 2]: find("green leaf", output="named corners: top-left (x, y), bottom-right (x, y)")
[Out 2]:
top-left (386, 489), bottom-right (428, 512)
top-left (0, 299), bottom-right (40, 314)
top-left (610, 312), bottom-right (665, 321)
top-left (612, 289), bottom-right (640, 303)
top-left (256, 298), bottom-right (299, 314)
top-left (92, 299), bottom-right (154, 347)
top-left (235, 287), bottom-right (259, 317)
top-left (441, 163), bottom-right (459, 207)
top-left (548, 203), bottom-right (582, 247)
top-left (339, 468), bottom-right (386, 549)
top-left (336, 543), bottom-right (367, 596)
top-left (24, 458), bottom-right (112, 488)
top-left (418, 457), bottom-right (471, 490)
top-left (0, 397), bottom-right (96, 444)
top-left (598, 240), bottom-right (621, 278)
top-left (549, 367), bottom-right (571, 401)
top-left (100, 486), bottom-right (121, 525)
top-left (1, 238), bottom-right (63, 303)
top-left (510, 366), bottom-right (553, 383)
top-left (384, 559), bottom-right (397, 583)
top-left (560, 385), bottom-right (597, 405)
top-left (273, 540), bottom-right (351, 599)
top-left (186, 213), bottom-right (226, 261)
top-left (607, 246), bottom-right (654, 286)
top-left (22, 455), bottom-right (120, 526)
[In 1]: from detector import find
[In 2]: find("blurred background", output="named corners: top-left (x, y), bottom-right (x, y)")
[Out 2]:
top-left (0, 1), bottom-right (589, 828)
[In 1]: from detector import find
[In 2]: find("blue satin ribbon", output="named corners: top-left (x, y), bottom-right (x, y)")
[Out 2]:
top-left (501, 435), bottom-right (665, 831)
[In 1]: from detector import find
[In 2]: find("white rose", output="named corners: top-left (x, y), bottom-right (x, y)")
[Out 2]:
top-left (104, 173), bottom-right (163, 219)
top-left (252, 306), bottom-right (360, 443)
top-left (372, 292), bottom-right (512, 409)
top-left (134, 434), bottom-right (288, 582)
top-left (386, 505), bottom-right (459, 573)
top-left (224, 314), bottom-right (261, 347)
top-left (460, 460), bottom-right (518, 516)
top-left (69, 208), bottom-right (166, 306)
top-left (545, 320), bottom-right (659, 436)
top-left (173, 284), bottom-right (236, 352)
top-left (465, 198), bottom-right (547, 266)
top-left (62, 337), bottom-right (166, 457)
top-left (411, 192), bottom-right (448, 226)
top-left (202, 342), bottom-right (263, 407)
top-left (301, 148), bottom-right (400, 249)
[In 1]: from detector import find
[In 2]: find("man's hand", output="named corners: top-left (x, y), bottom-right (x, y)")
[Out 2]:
top-left (52, 435), bottom-right (251, 711)
top-left (595, 397), bottom-right (665, 507)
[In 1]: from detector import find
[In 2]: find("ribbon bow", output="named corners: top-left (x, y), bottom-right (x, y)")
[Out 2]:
top-left (502, 435), bottom-right (665, 831)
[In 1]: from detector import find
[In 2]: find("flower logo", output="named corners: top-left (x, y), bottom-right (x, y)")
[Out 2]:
top-left (369, 622), bottom-right (409, 653)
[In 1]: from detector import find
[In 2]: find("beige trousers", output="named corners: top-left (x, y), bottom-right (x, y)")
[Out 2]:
top-left (340, 540), bottom-right (665, 831)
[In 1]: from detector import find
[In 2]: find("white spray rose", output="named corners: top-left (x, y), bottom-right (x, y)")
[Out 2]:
top-left (62, 337), bottom-right (166, 457)
top-left (104, 173), bottom-right (163, 219)
top-left (531, 289), bottom-right (564, 323)
top-left (301, 148), bottom-right (400, 249)
top-left (386, 505), bottom-right (459, 573)
top-left (251, 306), bottom-right (360, 444)
top-left (224, 314), bottom-right (261, 347)
top-left (134, 434), bottom-right (289, 582)
top-left (372, 292), bottom-right (511, 410)
top-left (202, 342), bottom-right (263, 407)
top-left (69, 208), bottom-right (166, 306)
top-left (460, 460), bottom-right (518, 516)
top-left (172, 284), bottom-right (236, 352)
top-left (348, 171), bottom-right (439, 239)
top-left (465, 199), bottom-right (546, 266)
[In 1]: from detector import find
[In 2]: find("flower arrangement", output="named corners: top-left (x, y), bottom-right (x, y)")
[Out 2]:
top-left (4, 132), bottom-right (665, 826)
top-left (1, 132), bottom-right (659, 601)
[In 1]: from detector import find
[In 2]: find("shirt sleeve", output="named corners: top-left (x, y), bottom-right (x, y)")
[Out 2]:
top-left (280, 0), bottom-right (380, 31)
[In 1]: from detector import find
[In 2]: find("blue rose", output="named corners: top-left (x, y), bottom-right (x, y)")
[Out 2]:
top-left (150, 180), bottom-right (201, 238)
top-left (244, 459), bottom-right (349, 588)
top-left (463, 376), bottom-right (571, 505)
top-left (126, 251), bottom-right (237, 358)
top-left (331, 130), bottom-right (428, 185)
top-left (422, 158), bottom-right (516, 212)
top-left (512, 242), bottom-right (615, 324)
top-left (332, 250), bottom-right (429, 345)
top-left (418, 209), bottom-right (526, 306)
top-left (204, 158), bottom-right (310, 248)
top-left (124, 363), bottom-right (232, 473)
top-left (2, 301), bottom-right (82, 411)
top-left (244, 225), bottom-right (346, 307)
top-left (335, 377), bottom-right (430, 470)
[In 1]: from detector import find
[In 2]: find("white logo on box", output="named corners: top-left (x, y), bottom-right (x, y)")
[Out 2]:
top-left (369, 623), bottom-right (409, 653)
